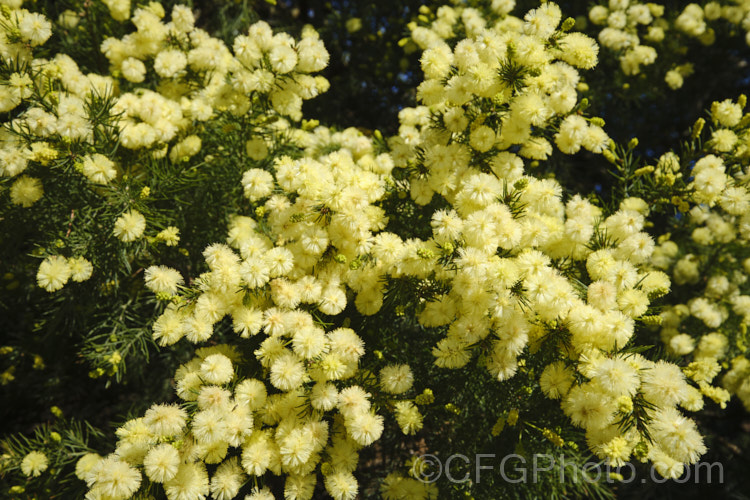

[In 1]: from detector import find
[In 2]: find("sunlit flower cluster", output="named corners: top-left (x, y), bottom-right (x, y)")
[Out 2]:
top-left (0, 2), bottom-right (330, 299)
top-left (117, 2), bottom-right (716, 489)
top-left (8, 0), bottom-right (750, 498)
top-left (644, 96), bottom-right (750, 412)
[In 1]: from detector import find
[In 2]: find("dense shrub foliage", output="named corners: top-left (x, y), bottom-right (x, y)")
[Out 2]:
top-left (2, 0), bottom-right (750, 499)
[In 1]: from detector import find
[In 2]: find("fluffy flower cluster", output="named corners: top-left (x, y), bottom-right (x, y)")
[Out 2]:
top-left (36, 255), bottom-right (94, 292)
top-left (81, 344), bottom-right (386, 500)
top-left (14, 1), bottom-right (750, 497)
top-left (361, 0), bottom-right (711, 479)
top-left (110, 3), bottom-right (712, 493)
top-left (0, 3), bottom-right (330, 294)
top-left (107, 127), bottom-right (434, 499)
top-left (99, 7), bottom-right (329, 146)
top-left (645, 97), bottom-right (750, 412)
top-left (588, 1), bottom-right (662, 76)
top-left (396, 1), bottom-right (604, 179)
top-left (589, 0), bottom-right (750, 88)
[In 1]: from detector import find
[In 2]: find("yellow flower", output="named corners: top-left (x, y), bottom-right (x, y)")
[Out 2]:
top-left (10, 176), bottom-right (43, 207)
top-left (36, 256), bottom-right (71, 292)
top-left (113, 210), bottom-right (146, 242)
top-left (21, 451), bottom-right (48, 477)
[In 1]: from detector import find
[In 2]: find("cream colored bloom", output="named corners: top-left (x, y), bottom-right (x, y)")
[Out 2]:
top-left (21, 451), bottom-right (48, 477)
top-left (37, 255), bottom-right (71, 292)
top-left (113, 209), bottom-right (146, 242)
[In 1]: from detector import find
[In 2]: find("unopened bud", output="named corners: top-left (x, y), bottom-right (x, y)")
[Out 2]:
top-left (616, 395), bottom-right (634, 413)
top-left (634, 166), bottom-right (654, 176)
top-left (507, 409), bottom-right (519, 426)
top-left (603, 149), bottom-right (617, 164)
top-left (445, 403), bottom-right (460, 414)
top-left (542, 428), bottom-right (564, 447)
top-left (491, 417), bottom-right (506, 436)
top-left (692, 118), bottom-right (705, 139)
